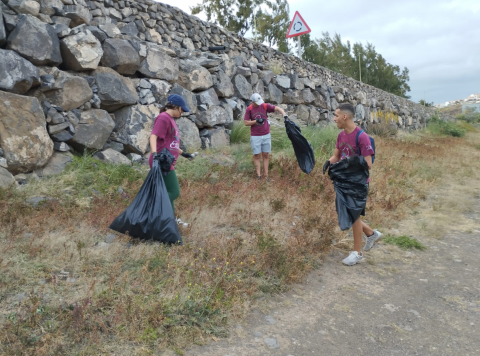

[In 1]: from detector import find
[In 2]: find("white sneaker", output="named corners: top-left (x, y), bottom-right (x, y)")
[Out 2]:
top-left (342, 251), bottom-right (363, 266)
top-left (364, 230), bottom-right (383, 251)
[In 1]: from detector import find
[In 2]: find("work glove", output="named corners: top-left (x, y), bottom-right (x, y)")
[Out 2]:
top-left (181, 152), bottom-right (198, 161)
top-left (284, 115), bottom-right (289, 121)
top-left (322, 160), bottom-right (331, 175)
top-left (152, 152), bottom-right (160, 161)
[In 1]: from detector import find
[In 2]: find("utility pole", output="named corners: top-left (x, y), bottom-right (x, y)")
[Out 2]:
top-left (253, 12), bottom-right (257, 42)
top-left (359, 53), bottom-right (362, 82)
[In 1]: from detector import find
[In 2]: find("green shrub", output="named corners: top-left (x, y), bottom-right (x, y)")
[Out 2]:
top-left (229, 121), bottom-right (251, 144)
top-left (383, 235), bottom-right (426, 250)
top-left (367, 123), bottom-right (398, 137)
top-left (427, 114), bottom-right (466, 137)
top-left (456, 112), bottom-right (480, 123)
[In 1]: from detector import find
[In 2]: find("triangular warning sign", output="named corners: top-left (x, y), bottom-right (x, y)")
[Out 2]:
top-left (286, 11), bottom-right (312, 38)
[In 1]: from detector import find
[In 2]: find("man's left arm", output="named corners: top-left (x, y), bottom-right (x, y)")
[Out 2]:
top-left (364, 155), bottom-right (372, 170)
top-left (274, 106), bottom-right (286, 116)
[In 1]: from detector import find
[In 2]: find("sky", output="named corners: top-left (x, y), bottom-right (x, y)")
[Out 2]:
top-left (155, 0), bottom-right (480, 104)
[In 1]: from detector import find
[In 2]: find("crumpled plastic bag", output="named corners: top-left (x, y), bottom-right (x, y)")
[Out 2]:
top-left (284, 118), bottom-right (315, 174)
top-left (328, 156), bottom-right (369, 231)
top-left (109, 160), bottom-right (182, 244)
top-left (158, 148), bottom-right (175, 176)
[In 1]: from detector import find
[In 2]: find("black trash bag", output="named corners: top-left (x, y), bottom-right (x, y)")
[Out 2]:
top-left (109, 160), bottom-right (182, 244)
top-left (328, 156), bottom-right (369, 231)
top-left (157, 147), bottom-right (175, 176)
top-left (284, 118), bottom-right (315, 174)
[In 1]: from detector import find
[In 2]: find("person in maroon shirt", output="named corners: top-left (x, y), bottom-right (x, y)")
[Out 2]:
top-left (149, 95), bottom-right (196, 221)
top-left (244, 93), bottom-right (287, 180)
top-left (324, 103), bottom-right (382, 266)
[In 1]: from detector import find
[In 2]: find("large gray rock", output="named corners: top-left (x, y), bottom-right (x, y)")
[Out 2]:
top-left (176, 117), bottom-right (201, 151)
top-left (39, 0), bottom-right (63, 16)
top-left (7, 0), bottom-right (40, 16)
top-left (43, 74), bottom-right (92, 111)
top-left (0, 6), bottom-right (7, 46)
top-left (0, 91), bottom-right (53, 174)
top-left (196, 87), bottom-right (220, 107)
top-left (233, 74), bottom-right (253, 100)
top-left (138, 46), bottom-right (179, 82)
top-left (295, 105), bottom-right (310, 125)
top-left (331, 98), bottom-right (339, 111)
top-left (209, 128), bottom-right (230, 148)
top-left (309, 107), bottom-right (321, 125)
top-left (7, 15), bottom-right (62, 66)
top-left (0, 49), bottom-right (40, 94)
top-left (219, 54), bottom-right (236, 78)
top-left (178, 59), bottom-right (213, 92)
top-left (168, 83), bottom-right (197, 114)
top-left (68, 109), bottom-right (115, 151)
top-left (0, 167), bottom-right (15, 189)
top-left (233, 98), bottom-right (246, 120)
top-left (252, 79), bottom-right (265, 98)
top-left (301, 89), bottom-right (315, 105)
top-left (64, 5), bottom-right (91, 27)
top-left (93, 67), bottom-right (138, 112)
top-left (267, 83), bottom-right (283, 104)
top-left (289, 73), bottom-right (304, 90)
top-left (259, 70), bottom-right (275, 85)
top-left (355, 104), bottom-right (365, 121)
top-left (275, 75), bottom-right (290, 91)
top-left (196, 105), bottom-right (230, 128)
top-left (220, 101), bottom-right (234, 129)
top-left (214, 70), bottom-right (234, 98)
top-left (113, 104), bottom-right (159, 154)
top-left (60, 29), bottom-right (103, 71)
top-left (283, 89), bottom-right (302, 105)
top-left (36, 151), bottom-right (73, 177)
top-left (94, 148), bottom-right (131, 165)
top-left (313, 91), bottom-right (327, 109)
top-left (101, 39), bottom-right (140, 76)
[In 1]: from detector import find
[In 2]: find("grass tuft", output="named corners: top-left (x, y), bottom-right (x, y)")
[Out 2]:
top-left (383, 235), bottom-right (426, 250)
top-left (229, 121), bottom-right (250, 144)
top-left (427, 114), bottom-right (466, 137)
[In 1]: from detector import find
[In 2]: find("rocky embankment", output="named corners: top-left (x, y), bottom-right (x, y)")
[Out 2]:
top-left (0, 0), bottom-right (441, 188)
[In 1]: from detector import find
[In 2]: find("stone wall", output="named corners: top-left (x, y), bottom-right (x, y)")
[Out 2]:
top-left (0, 0), bottom-right (445, 184)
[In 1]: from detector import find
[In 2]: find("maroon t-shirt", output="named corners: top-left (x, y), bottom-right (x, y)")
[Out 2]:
top-left (148, 112), bottom-right (180, 170)
top-left (244, 103), bottom-right (276, 136)
top-left (335, 126), bottom-right (374, 182)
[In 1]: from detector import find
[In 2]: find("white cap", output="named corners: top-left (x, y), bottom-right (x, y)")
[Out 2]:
top-left (250, 93), bottom-right (264, 105)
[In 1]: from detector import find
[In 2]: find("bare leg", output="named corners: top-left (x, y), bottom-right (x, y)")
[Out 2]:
top-left (262, 152), bottom-right (269, 178)
top-left (362, 221), bottom-right (374, 237)
top-left (253, 154), bottom-right (261, 177)
top-left (352, 218), bottom-right (364, 254)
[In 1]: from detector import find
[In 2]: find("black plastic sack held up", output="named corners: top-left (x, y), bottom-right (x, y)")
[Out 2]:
top-left (109, 160), bottom-right (182, 244)
top-left (284, 118), bottom-right (315, 174)
top-left (328, 156), bottom-right (369, 231)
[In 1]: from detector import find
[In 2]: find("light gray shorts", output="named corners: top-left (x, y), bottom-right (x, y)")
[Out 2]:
top-left (250, 134), bottom-right (271, 155)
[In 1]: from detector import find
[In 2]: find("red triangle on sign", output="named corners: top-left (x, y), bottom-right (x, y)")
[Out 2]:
top-left (286, 11), bottom-right (312, 38)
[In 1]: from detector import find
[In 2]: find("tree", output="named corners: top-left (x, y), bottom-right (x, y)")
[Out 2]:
top-left (191, 0), bottom-right (290, 51)
top-left (419, 100), bottom-right (434, 107)
top-left (299, 33), bottom-right (411, 98)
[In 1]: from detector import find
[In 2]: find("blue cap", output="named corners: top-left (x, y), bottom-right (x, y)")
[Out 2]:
top-left (167, 94), bottom-right (190, 112)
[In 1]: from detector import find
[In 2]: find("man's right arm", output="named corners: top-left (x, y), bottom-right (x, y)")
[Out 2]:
top-left (244, 108), bottom-right (256, 126)
top-left (329, 149), bottom-right (341, 164)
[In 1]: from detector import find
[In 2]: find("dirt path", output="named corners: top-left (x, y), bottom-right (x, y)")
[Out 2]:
top-left (184, 168), bottom-right (480, 355)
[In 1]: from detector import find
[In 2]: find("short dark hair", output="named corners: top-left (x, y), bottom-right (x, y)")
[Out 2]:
top-left (338, 103), bottom-right (355, 118)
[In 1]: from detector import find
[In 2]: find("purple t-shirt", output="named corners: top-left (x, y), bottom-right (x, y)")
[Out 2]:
top-left (335, 126), bottom-right (374, 182)
top-left (148, 112), bottom-right (180, 170)
top-left (244, 103), bottom-right (276, 136)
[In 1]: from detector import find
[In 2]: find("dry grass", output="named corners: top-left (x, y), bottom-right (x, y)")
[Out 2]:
top-left (1, 128), bottom-right (480, 355)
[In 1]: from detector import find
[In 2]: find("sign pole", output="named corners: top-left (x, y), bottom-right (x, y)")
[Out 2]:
top-left (298, 35), bottom-right (301, 59)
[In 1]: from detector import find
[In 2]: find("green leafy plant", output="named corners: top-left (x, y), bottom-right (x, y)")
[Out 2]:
top-left (427, 114), bottom-right (466, 137)
top-left (383, 235), bottom-right (426, 250)
top-left (229, 121), bottom-right (250, 144)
